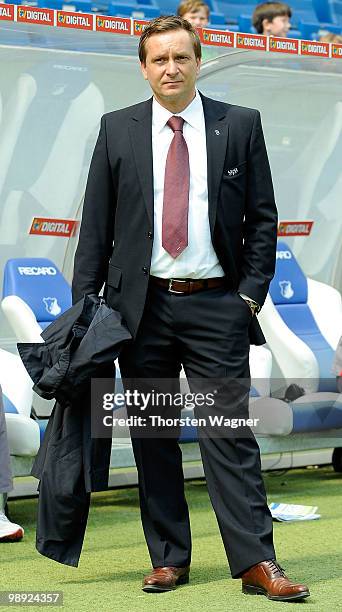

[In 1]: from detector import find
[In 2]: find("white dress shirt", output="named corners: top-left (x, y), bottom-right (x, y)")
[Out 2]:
top-left (150, 90), bottom-right (225, 279)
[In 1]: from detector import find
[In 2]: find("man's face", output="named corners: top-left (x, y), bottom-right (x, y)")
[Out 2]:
top-left (140, 29), bottom-right (201, 110)
top-left (263, 15), bottom-right (291, 37)
top-left (182, 8), bottom-right (209, 27)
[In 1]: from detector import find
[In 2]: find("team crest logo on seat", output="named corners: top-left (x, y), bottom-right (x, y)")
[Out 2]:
top-left (279, 280), bottom-right (294, 299)
top-left (43, 297), bottom-right (61, 316)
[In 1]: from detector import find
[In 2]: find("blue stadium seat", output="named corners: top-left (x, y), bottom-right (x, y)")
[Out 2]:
top-left (291, 395), bottom-right (342, 433)
top-left (109, 0), bottom-right (139, 4)
top-left (154, 0), bottom-right (178, 14)
top-left (312, 0), bottom-right (333, 22)
top-left (2, 258), bottom-right (71, 333)
top-left (312, 0), bottom-right (342, 25)
top-left (289, 0), bottom-right (316, 9)
top-left (141, 6), bottom-right (160, 17)
top-left (205, 0), bottom-right (219, 11)
top-left (267, 242), bottom-right (338, 392)
top-left (108, 1), bottom-right (159, 16)
top-left (238, 13), bottom-right (254, 32)
top-left (288, 28), bottom-right (302, 38)
top-left (208, 22), bottom-right (229, 28)
top-left (333, 0), bottom-right (342, 24)
top-left (209, 11), bottom-right (226, 24)
top-left (215, 2), bottom-right (255, 24)
top-left (290, 8), bottom-right (319, 28)
top-left (0, 351), bottom-right (40, 457)
top-left (8, 0), bottom-right (38, 4)
top-left (136, 0), bottom-right (157, 5)
top-left (299, 19), bottom-right (342, 38)
top-left (37, 0), bottom-right (93, 10)
top-left (91, 0), bottom-right (110, 12)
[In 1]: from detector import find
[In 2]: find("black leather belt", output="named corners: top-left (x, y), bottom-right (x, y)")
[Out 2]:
top-left (149, 276), bottom-right (226, 295)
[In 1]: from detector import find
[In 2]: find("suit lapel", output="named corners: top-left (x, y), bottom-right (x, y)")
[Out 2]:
top-left (128, 98), bottom-right (154, 225)
top-left (200, 93), bottom-right (229, 235)
top-left (127, 94), bottom-right (229, 230)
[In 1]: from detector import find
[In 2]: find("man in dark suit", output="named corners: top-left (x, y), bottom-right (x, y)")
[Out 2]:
top-left (72, 16), bottom-right (310, 601)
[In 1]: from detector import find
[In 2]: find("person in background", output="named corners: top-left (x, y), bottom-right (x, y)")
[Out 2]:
top-left (0, 390), bottom-right (24, 542)
top-left (252, 1), bottom-right (292, 37)
top-left (177, 0), bottom-right (210, 28)
top-left (319, 32), bottom-right (342, 44)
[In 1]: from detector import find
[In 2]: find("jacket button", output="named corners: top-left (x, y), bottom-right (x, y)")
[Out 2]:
top-left (142, 266), bottom-right (148, 275)
top-left (147, 231), bottom-right (153, 239)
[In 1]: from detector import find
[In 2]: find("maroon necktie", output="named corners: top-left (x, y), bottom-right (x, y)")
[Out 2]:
top-left (162, 116), bottom-right (190, 258)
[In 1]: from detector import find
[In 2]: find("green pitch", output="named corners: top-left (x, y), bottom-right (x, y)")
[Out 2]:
top-left (2, 465), bottom-right (341, 611)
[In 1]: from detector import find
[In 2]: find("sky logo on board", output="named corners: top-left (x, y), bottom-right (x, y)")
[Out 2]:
top-left (332, 45), bottom-right (342, 57)
top-left (134, 21), bottom-right (148, 34)
top-left (33, 220), bottom-right (42, 231)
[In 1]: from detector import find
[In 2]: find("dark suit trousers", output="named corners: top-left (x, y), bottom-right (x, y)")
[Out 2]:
top-left (118, 283), bottom-right (275, 578)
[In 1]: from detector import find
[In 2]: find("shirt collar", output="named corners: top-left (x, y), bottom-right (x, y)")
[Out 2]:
top-left (152, 89), bottom-right (203, 133)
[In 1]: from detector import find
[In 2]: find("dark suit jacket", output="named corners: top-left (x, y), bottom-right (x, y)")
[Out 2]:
top-left (72, 92), bottom-right (278, 345)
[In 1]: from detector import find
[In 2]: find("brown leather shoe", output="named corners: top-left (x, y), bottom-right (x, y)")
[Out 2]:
top-left (241, 560), bottom-right (310, 601)
top-left (142, 566), bottom-right (190, 592)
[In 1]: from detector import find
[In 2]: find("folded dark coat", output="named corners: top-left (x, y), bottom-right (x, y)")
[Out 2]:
top-left (17, 295), bottom-right (132, 567)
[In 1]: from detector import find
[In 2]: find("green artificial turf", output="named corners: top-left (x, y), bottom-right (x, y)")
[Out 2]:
top-left (2, 465), bottom-right (342, 611)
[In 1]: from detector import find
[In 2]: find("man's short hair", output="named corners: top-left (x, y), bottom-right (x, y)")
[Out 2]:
top-left (177, 0), bottom-right (210, 19)
top-left (138, 15), bottom-right (202, 63)
top-left (252, 2), bottom-right (292, 34)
